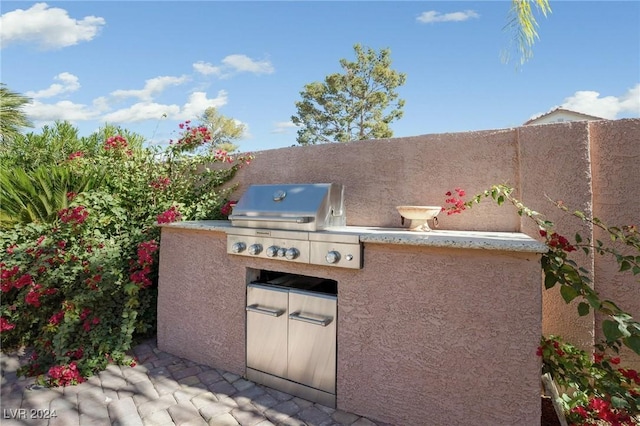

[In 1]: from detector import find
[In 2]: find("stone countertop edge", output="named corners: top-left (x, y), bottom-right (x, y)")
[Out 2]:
top-left (159, 220), bottom-right (548, 254)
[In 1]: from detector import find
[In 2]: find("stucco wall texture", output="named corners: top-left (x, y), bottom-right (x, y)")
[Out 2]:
top-left (158, 228), bottom-right (542, 425)
top-left (230, 118), bottom-right (639, 357)
top-left (158, 118), bottom-right (639, 424)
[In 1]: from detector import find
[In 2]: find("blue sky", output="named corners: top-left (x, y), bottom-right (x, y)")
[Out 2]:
top-left (1, 1), bottom-right (639, 153)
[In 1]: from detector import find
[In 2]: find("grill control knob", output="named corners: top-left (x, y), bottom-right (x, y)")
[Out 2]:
top-left (285, 248), bottom-right (300, 260)
top-left (266, 246), bottom-right (279, 257)
top-left (325, 250), bottom-right (341, 264)
top-left (248, 244), bottom-right (263, 255)
top-left (231, 242), bottom-right (246, 253)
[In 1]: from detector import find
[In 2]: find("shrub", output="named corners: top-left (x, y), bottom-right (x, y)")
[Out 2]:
top-left (0, 121), bottom-right (252, 384)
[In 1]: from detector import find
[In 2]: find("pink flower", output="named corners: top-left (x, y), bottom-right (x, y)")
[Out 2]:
top-left (150, 176), bottom-right (171, 190)
top-left (0, 317), bottom-right (16, 332)
top-left (25, 286), bottom-right (42, 307)
top-left (68, 151), bottom-right (84, 160)
top-left (443, 188), bottom-right (467, 215)
top-left (588, 397), bottom-right (609, 413)
top-left (137, 240), bottom-right (158, 266)
top-left (49, 311), bottom-right (65, 325)
top-left (221, 200), bottom-right (237, 216)
top-left (80, 308), bottom-right (91, 321)
top-left (570, 406), bottom-right (589, 419)
top-left (104, 135), bottom-right (128, 151)
top-left (58, 206), bottom-right (89, 225)
top-left (157, 206), bottom-right (181, 224)
top-left (47, 362), bottom-right (85, 386)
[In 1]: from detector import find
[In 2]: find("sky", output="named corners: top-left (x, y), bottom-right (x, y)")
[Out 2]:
top-left (1, 1), bottom-right (639, 153)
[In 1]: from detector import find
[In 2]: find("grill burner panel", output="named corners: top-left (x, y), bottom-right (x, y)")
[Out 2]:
top-left (226, 228), bottom-right (362, 269)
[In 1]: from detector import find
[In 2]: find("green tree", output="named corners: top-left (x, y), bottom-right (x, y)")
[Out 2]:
top-left (198, 107), bottom-right (246, 153)
top-left (505, 0), bottom-right (552, 65)
top-left (291, 44), bottom-right (406, 145)
top-left (0, 84), bottom-right (33, 145)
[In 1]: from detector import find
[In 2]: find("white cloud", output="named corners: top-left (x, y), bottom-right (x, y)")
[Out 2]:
top-left (222, 54), bottom-right (274, 74)
top-left (101, 90), bottom-right (229, 123)
top-left (24, 99), bottom-right (102, 121)
top-left (559, 84), bottom-right (640, 119)
top-left (111, 75), bottom-right (190, 102)
top-left (271, 121), bottom-right (299, 134)
top-left (0, 3), bottom-right (105, 50)
top-left (178, 90), bottom-right (228, 120)
top-left (193, 61), bottom-right (222, 76)
top-left (417, 10), bottom-right (479, 24)
top-left (193, 54), bottom-right (274, 78)
top-left (26, 72), bottom-right (81, 99)
top-left (102, 102), bottom-right (181, 123)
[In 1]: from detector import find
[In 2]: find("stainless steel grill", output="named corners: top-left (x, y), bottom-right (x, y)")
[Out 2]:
top-left (226, 183), bottom-right (362, 269)
top-left (226, 184), bottom-right (364, 407)
top-left (229, 183), bottom-right (345, 231)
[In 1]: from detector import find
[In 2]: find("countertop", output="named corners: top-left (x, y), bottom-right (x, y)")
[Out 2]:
top-left (160, 220), bottom-right (548, 253)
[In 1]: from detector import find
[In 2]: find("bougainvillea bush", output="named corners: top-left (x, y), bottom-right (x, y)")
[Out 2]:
top-left (444, 185), bottom-right (640, 424)
top-left (0, 121), bottom-right (251, 385)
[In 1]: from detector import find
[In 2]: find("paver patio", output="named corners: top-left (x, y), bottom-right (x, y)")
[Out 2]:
top-left (1, 338), bottom-right (390, 426)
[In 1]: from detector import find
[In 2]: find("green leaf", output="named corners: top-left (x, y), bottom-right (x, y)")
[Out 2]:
top-left (496, 195), bottom-right (505, 205)
top-left (560, 285), bottom-right (579, 303)
top-left (577, 302), bottom-right (590, 316)
top-left (574, 233), bottom-right (582, 243)
top-left (619, 261), bottom-right (631, 272)
top-left (544, 272), bottom-right (557, 289)
top-left (622, 335), bottom-right (640, 356)
top-left (602, 320), bottom-right (624, 341)
top-left (610, 395), bottom-right (630, 409)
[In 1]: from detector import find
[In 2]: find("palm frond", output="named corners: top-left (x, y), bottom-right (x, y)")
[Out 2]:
top-left (0, 165), bottom-right (104, 229)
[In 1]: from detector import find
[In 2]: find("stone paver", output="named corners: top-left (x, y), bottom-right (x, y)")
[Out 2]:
top-left (0, 338), bottom-right (387, 426)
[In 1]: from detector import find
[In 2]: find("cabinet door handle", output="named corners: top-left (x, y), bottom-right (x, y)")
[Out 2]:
top-left (289, 312), bottom-right (332, 326)
top-left (246, 304), bottom-right (285, 317)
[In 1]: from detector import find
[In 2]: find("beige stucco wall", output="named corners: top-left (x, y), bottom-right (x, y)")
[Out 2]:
top-left (158, 118), bottom-right (639, 423)
top-left (517, 123), bottom-right (596, 350)
top-left (158, 227), bottom-right (542, 425)
top-left (234, 129), bottom-right (521, 232)
top-left (589, 119), bottom-right (640, 369)
top-left (230, 118), bottom-right (639, 357)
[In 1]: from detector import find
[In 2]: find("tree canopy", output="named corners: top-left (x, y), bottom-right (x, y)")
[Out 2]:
top-left (291, 44), bottom-right (406, 145)
top-left (198, 107), bottom-right (246, 153)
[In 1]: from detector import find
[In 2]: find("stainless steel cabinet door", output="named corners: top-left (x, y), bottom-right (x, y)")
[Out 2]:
top-left (287, 290), bottom-right (337, 393)
top-left (246, 284), bottom-right (288, 378)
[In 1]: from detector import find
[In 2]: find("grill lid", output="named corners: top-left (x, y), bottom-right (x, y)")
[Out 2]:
top-left (229, 183), bottom-right (345, 231)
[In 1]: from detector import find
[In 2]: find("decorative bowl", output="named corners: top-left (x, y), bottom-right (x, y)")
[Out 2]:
top-left (396, 206), bottom-right (442, 232)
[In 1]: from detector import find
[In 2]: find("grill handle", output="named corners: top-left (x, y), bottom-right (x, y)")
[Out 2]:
top-left (289, 312), bottom-right (333, 327)
top-left (246, 304), bottom-right (285, 317)
top-left (229, 215), bottom-right (312, 224)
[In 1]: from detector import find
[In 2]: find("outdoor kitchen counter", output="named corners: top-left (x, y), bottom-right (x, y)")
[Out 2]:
top-left (160, 220), bottom-right (547, 253)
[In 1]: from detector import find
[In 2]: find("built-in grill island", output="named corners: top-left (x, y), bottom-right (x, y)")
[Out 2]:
top-left (157, 181), bottom-right (548, 425)
top-left (227, 183), bottom-right (361, 407)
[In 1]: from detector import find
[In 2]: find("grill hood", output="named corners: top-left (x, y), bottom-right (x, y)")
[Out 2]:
top-left (229, 183), bottom-right (346, 231)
